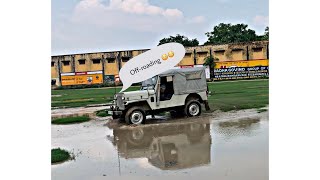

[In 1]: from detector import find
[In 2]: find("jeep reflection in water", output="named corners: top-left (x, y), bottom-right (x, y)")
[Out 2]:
top-left (109, 67), bottom-right (210, 124)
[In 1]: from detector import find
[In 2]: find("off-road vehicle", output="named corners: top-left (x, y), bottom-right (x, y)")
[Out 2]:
top-left (108, 67), bottom-right (210, 124)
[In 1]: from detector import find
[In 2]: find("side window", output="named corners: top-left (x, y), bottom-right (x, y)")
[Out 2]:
top-left (186, 72), bottom-right (201, 80)
top-left (160, 76), bottom-right (174, 101)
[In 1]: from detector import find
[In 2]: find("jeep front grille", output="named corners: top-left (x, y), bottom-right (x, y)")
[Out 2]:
top-left (116, 94), bottom-right (125, 110)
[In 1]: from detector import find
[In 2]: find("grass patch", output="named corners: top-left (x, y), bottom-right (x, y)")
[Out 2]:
top-left (51, 86), bottom-right (140, 108)
top-left (52, 115), bottom-right (90, 124)
top-left (207, 80), bottom-right (269, 112)
top-left (96, 109), bottom-right (111, 117)
top-left (51, 148), bottom-right (72, 164)
top-left (51, 79), bottom-right (269, 112)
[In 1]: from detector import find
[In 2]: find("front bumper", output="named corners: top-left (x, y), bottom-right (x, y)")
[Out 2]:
top-left (108, 105), bottom-right (123, 116)
top-left (108, 110), bottom-right (122, 115)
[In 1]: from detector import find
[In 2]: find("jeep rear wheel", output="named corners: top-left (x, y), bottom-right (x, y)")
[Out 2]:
top-left (125, 107), bottom-right (146, 125)
top-left (185, 100), bottom-right (201, 117)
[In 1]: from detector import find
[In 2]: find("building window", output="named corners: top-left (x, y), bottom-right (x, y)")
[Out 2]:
top-left (232, 49), bottom-right (243, 52)
top-left (122, 57), bottom-right (130, 62)
top-left (51, 62), bottom-right (55, 67)
top-left (252, 47), bottom-right (264, 60)
top-left (78, 59), bottom-right (86, 65)
top-left (62, 61), bottom-right (70, 66)
top-left (252, 47), bottom-right (263, 52)
top-left (197, 52), bottom-right (208, 57)
top-left (214, 50), bottom-right (225, 56)
top-left (232, 49), bottom-right (244, 60)
top-left (107, 58), bottom-right (115, 63)
top-left (92, 59), bottom-right (101, 64)
top-left (185, 53), bottom-right (192, 58)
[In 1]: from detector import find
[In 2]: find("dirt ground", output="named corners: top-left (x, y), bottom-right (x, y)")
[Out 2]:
top-left (51, 106), bottom-right (110, 119)
top-left (51, 107), bottom-right (268, 180)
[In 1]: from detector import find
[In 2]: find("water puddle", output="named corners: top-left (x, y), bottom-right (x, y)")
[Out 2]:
top-left (52, 109), bottom-right (268, 179)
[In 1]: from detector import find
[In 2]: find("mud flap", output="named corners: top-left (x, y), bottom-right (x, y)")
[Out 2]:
top-left (204, 100), bottom-right (210, 111)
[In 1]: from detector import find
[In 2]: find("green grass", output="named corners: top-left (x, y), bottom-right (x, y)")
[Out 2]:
top-left (96, 109), bottom-right (111, 117)
top-left (208, 80), bottom-right (269, 111)
top-left (51, 148), bottom-right (71, 164)
top-left (52, 115), bottom-right (90, 124)
top-left (51, 79), bottom-right (269, 112)
top-left (52, 86), bottom-right (140, 108)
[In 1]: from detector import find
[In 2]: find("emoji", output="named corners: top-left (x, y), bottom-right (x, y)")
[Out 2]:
top-left (168, 51), bottom-right (174, 58)
top-left (162, 54), bottom-right (168, 60)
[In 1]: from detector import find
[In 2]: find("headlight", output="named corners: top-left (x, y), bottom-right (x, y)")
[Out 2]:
top-left (122, 97), bottom-right (125, 100)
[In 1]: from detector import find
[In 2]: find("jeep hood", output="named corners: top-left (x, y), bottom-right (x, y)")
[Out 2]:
top-left (120, 90), bottom-right (154, 101)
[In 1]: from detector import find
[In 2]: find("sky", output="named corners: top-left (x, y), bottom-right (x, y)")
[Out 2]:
top-left (52, 0), bottom-right (269, 55)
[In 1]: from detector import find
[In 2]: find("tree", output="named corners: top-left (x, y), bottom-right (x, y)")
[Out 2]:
top-left (256, 26), bottom-right (269, 41)
top-left (263, 26), bottom-right (269, 40)
top-left (204, 23), bottom-right (258, 45)
top-left (203, 56), bottom-right (219, 80)
top-left (158, 34), bottom-right (199, 47)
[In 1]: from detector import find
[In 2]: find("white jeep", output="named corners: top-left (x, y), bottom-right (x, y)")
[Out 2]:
top-left (108, 67), bottom-right (210, 124)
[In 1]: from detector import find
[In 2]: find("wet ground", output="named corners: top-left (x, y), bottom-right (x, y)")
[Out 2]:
top-left (52, 109), bottom-right (268, 180)
top-left (51, 106), bottom-right (109, 119)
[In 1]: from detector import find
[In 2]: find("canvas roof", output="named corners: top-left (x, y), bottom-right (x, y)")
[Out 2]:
top-left (159, 67), bottom-right (205, 76)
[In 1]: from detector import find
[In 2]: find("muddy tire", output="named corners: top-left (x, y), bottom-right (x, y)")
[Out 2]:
top-left (184, 100), bottom-right (201, 117)
top-left (170, 108), bottom-right (185, 118)
top-left (125, 107), bottom-right (146, 125)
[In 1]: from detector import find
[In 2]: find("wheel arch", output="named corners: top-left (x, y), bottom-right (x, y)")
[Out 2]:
top-left (185, 93), bottom-right (203, 104)
top-left (125, 101), bottom-right (152, 112)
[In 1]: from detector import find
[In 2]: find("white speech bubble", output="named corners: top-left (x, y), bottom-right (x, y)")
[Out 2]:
top-left (119, 43), bottom-right (185, 92)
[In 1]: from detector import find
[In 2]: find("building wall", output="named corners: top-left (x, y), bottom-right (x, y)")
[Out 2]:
top-left (179, 48), bottom-right (194, 66)
top-left (51, 41), bottom-right (269, 86)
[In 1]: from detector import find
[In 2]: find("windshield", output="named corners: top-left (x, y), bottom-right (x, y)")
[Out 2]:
top-left (141, 76), bottom-right (158, 90)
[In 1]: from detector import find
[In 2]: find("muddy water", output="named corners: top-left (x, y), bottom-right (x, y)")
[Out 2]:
top-left (52, 110), bottom-right (268, 180)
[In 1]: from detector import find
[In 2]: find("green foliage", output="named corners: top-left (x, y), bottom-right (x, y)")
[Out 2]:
top-left (256, 26), bottom-right (269, 41)
top-left (158, 34), bottom-right (199, 47)
top-left (96, 109), bottom-right (111, 117)
top-left (203, 56), bottom-right (219, 79)
top-left (263, 26), bottom-right (269, 40)
top-left (205, 23), bottom-right (265, 45)
top-left (203, 56), bottom-right (218, 68)
top-left (51, 148), bottom-right (71, 164)
top-left (52, 116), bottom-right (90, 124)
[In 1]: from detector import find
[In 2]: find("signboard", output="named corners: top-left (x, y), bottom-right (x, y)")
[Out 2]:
top-left (61, 71), bottom-right (103, 86)
top-left (215, 59), bottom-right (268, 68)
top-left (213, 66), bottom-right (269, 81)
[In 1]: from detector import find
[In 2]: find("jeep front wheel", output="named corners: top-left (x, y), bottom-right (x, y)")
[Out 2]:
top-left (125, 107), bottom-right (146, 125)
top-left (185, 100), bottom-right (201, 117)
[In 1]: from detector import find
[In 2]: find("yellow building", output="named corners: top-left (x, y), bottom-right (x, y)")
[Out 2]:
top-left (51, 41), bottom-right (269, 86)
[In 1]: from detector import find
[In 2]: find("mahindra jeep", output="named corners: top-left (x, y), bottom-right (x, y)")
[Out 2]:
top-left (108, 67), bottom-right (210, 125)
